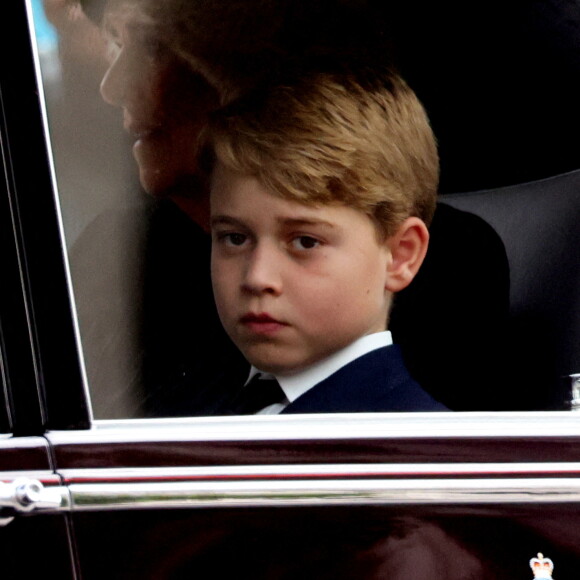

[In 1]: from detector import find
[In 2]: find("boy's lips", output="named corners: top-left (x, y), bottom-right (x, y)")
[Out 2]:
top-left (240, 313), bottom-right (289, 335)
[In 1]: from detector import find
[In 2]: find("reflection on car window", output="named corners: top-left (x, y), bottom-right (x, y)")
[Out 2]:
top-left (30, 0), bottom-right (580, 418)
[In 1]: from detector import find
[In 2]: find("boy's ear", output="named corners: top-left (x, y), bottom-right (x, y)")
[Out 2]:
top-left (384, 217), bottom-right (429, 293)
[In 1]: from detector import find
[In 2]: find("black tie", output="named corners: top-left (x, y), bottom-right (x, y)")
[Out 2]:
top-left (229, 374), bottom-right (286, 415)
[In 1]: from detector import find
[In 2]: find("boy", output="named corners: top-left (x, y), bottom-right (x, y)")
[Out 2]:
top-left (207, 69), bottom-right (447, 414)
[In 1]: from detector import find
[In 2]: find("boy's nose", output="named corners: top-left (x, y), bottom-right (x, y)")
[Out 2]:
top-left (241, 246), bottom-right (283, 296)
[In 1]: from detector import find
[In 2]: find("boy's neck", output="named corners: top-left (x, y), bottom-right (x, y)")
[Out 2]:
top-left (248, 330), bottom-right (393, 404)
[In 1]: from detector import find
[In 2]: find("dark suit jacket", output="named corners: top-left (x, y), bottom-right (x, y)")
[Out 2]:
top-left (281, 345), bottom-right (447, 414)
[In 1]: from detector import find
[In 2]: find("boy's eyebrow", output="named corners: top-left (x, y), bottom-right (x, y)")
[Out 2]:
top-left (210, 215), bottom-right (336, 229)
top-left (210, 215), bottom-right (246, 228)
top-left (278, 217), bottom-right (336, 229)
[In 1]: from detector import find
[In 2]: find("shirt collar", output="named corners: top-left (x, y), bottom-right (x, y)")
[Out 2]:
top-left (246, 331), bottom-right (392, 403)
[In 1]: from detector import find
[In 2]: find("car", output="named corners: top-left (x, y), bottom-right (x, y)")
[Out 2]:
top-left (2, 1), bottom-right (580, 578)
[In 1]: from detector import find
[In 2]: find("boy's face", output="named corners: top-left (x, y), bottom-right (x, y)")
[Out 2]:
top-left (210, 162), bottom-right (393, 376)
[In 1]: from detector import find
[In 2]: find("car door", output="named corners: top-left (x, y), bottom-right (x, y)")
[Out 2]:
top-left (5, 1), bottom-right (580, 579)
top-left (0, 4), bottom-right (84, 576)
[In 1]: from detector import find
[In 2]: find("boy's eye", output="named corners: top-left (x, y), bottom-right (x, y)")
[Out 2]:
top-left (291, 236), bottom-right (321, 250)
top-left (222, 232), bottom-right (248, 247)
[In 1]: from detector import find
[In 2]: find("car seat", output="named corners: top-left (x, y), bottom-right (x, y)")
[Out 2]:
top-left (443, 169), bottom-right (580, 409)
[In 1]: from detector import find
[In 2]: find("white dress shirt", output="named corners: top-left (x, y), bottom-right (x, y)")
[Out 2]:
top-left (245, 331), bottom-right (393, 414)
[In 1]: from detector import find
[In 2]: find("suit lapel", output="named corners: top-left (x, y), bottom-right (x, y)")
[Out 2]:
top-left (281, 345), bottom-right (447, 414)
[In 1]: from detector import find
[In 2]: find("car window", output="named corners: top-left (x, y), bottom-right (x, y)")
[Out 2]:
top-left (27, 0), bottom-right (580, 420)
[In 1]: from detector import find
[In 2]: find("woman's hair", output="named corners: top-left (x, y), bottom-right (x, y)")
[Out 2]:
top-left (96, 0), bottom-right (394, 104)
top-left (207, 69), bottom-right (439, 238)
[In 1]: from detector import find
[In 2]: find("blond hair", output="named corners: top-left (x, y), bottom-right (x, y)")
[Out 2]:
top-left (208, 70), bottom-right (439, 237)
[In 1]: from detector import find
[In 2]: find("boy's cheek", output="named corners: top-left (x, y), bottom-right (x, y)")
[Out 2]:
top-left (210, 268), bottom-right (234, 320)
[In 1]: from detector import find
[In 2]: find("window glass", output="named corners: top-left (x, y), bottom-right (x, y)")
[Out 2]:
top-left (31, 0), bottom-right (152, 418)
top-left (29, 0), bottom-right (580, 419)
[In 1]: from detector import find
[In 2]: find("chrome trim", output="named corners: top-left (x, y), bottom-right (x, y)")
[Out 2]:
top-left (67, 478), bottom-right (580, 510)
top-left (0, 470), bottom-right (62, 484)
top-left (0, 436), bottom-right (50, 451)
top-left (0, 473), bottom-right (71, 525)
top-left (48, 412), bottom-right (580, 444)
top-left (0, 478), bottom-right (64, 512)
top-left (59, 462), bottom-right (580, 483)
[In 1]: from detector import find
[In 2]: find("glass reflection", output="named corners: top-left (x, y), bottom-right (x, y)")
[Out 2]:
top-left (30, 0), bottom-right (580, 418)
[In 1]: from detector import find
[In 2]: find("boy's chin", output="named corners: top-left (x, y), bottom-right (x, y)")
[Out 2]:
top-left (244, 352), bottom-right (318, 377)
top-left (243, 352), bottom-right (303, 377)
top-left (241, 341), bottom-right (347, 376)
